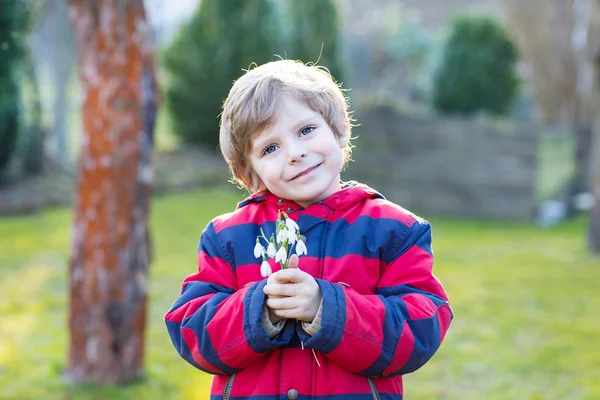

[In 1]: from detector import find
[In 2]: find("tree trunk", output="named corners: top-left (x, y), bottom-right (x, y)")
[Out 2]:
top-left (65, 0), bottom-right (157, 384)
top-left (23, 48), bottom-right (45, 176)
top-left (589, 121), bottom-right (600, 253)
top-left (568, 122), bottom-right (594, 215)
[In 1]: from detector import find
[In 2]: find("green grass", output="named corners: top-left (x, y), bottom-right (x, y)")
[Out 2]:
top-left (1, 188), bottom-right (599, 399)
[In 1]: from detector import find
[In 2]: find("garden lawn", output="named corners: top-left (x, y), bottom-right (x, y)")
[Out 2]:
top-left (0, 188), bottom-right (598, 400)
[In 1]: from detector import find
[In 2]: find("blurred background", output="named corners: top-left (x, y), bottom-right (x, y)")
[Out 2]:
top-left (1, 0), bottom-right (599, 399)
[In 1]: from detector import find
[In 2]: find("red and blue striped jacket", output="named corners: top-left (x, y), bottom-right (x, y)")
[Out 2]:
top-left (165, 182), bottom-right (453, 399)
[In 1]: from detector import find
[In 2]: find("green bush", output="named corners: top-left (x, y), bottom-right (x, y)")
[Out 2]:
top-left (163, 0), bottom-right (282, 150)
top-left (432, 15), bottom-right (519, 115)
top-left (0, 0), bottom-right (28, 178)
top-left (0, 84), bottom-right (20, 180)
top-left (285, 0), bottom-right (343, 83)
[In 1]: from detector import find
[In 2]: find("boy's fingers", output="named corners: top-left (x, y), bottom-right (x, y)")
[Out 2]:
top-left (266, 296), bottom-right (298, 310)
top-left (272, 308), bottom-right (296, 319)
top-left (271, 268), bottom-right (304, 283)
top-left (288, 254), bottom-right (299, 269)
top-left (264, 283), bottom-right (297, 297)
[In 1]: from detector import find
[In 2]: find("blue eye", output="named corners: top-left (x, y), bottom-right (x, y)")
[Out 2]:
top-left (300, 126), bottom-right (315, 136)
top-left (263, 145), bottom-right (278, 155)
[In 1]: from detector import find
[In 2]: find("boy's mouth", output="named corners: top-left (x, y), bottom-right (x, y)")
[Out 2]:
top-left (289, 163), bottom-right (322, 181)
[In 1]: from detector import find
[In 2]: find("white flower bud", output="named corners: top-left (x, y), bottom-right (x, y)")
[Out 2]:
top-left (295, 240), bottom-right (307, 256)
top-left (275, 247), bottom-right (287, 265)
top-left (267, 241), bottom-right (276, 257)
top-left (254, 241), bottom-right (265, 258)
top-left (260, 260), bottom-right (272, 277)
top-left (285, 217), bottom-right (299, 234)
top-left (277, 228), bottom-right (288, 244)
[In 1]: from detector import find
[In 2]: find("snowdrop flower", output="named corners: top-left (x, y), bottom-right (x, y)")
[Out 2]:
top-left (287, 228), bottom-right (297, 245)
top-left (295, 239), bottom-right (307, 256)
top-left (277, 228), bottom-right (288, 244)
top-left (275, 246), bottom-right (287, 265)
top-left (254, 239), bottom-right (265, 258)
top-left (285, 217), bottom-right (299, 234)
top-left (260, 260), bottom-right (272, 277)
top-left (266, 239), bottom-right (276, 257)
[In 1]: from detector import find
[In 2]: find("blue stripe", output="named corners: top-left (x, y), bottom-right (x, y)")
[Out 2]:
top-left (360, 295), bottom-right (408, 377)
top-left (297, 280), bottom-right (346, 353)
top-left (361, 285), bottom-right (448, 377)
top-left (397, 317), bottom-right (441, 375)
top-left (218, 216), bottom-right (415, 269)
top-left (394, 220), bottom-right (432, 257)
top-left (181, 292), bottom-right (240, 375)
top-left (165, 320), bottom-right (206, 372)
top-left (377, 285), bottom-right (449, 307)
top-left (169, 281), bottom-right (235, 312)
top-left (243, 280), bottom-right (295, 352)
top-left (198, 222), bottom-right (236, 268)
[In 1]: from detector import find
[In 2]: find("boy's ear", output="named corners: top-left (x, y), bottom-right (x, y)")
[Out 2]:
top-left (338, 131), bottom-right (349, 149)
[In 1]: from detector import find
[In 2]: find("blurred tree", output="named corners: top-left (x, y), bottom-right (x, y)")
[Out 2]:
top-left (285, 0), bottom-right (343, 82)
top-left (589, 0), bottom-right (600, 253)
top-left (590, 128), bottom-right (600, 253)
top-left (163, 0), bottom-right (282, 150)
top-left (65, 0), bottom-right (158, 384)
top-left (432, 15), bottom-right (520, 115)
top-left (0, 0), bottom-right (29, 181)
top-left (501, 0), bottom-right (600, 213)
top-left (31, 0), bottom-right (77, 168)
top-left (22, 47), bottom-right (45, 176)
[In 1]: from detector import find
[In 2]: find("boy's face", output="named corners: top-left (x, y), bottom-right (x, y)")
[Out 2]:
top-left (249, 94), bottom-right (348, 208)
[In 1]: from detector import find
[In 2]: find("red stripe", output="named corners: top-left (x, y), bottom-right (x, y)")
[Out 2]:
top-left (235, 255), bottom-right (381, 294)
top-left (312, 355), bottom-right (374, 395)
top-left (437, 304), bottom-right (453, 343)
top-left (402, 293), bottom-right (437, 320)
top-left (216, 196), bottom-right (417, 231)
top-left (378, 245), bottom-right (447, 300)
top-left (304, 200), bottom-right (418, 225)
top-left (325, 291), bottom-right (385, 373)
top-left (382, 320), bottom-right (415, 376)
top-left (213, 207), bottom-right (278, 232)
top-left (182, 327), bottom-right (222, 374)
top-left (230, 351), bottom-right (287, 395)
top-left (164, 293), bottom-right (214, 323)
top-left (321, 255), bottom-right (381, 294)
top-left (205, 287), bottom-right (255, 368)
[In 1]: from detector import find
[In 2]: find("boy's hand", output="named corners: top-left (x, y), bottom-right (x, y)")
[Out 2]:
top-left (263, 254), bottom-right (322, 322)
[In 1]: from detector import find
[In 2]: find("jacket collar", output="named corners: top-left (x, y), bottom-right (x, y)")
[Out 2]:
top-left (237, 181), bottom-right (385, 212)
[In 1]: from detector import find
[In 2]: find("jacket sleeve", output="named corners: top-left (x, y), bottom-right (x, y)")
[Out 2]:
top-left (164, 220), bottom-right (294, 375)
top-left (296, 218), bottom-right (453, 377)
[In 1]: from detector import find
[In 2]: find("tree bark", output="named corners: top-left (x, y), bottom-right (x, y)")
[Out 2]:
top-left (589, 121), bottom-right (600, 253)
top-left (568, 122), bottom-right (594, 215)
top-left (65, 0), bottom-right (157, 384)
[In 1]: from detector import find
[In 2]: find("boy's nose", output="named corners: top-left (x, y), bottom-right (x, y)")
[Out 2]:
top-left (287, 144), bottom-right (308, 164)
top-left (288, 150), bottom-right (307, 164)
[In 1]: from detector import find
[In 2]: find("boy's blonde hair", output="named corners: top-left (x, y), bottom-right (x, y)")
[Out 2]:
top-left (219, 59), bottom-right (353, 192)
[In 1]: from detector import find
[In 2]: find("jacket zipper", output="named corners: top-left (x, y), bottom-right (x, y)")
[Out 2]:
top-left (367, 377), bottom-right (381, 400)
top-left (223, 374), bottom-right (235, 400)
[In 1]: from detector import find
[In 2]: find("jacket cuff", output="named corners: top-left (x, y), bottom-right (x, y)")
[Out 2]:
top-left (296, 279), bottom-right (346, 353)
top-left (244, 280), bottom-right (294, 352)
top-left (301, 297), bottom-right (323, 336)
top-left (260, 304), bottom-right (286, 338)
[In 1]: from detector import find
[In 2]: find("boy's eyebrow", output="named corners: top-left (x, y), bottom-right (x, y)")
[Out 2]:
top-left (292, 116), bottom-right (319, 131)
top-left (252, 114), bottom-right (321, 151)
top-left (252, 131), bottom-right (276, 152)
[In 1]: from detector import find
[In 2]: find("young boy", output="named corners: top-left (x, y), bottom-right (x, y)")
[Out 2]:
top-left (164, 60), bottom-right (452, 399)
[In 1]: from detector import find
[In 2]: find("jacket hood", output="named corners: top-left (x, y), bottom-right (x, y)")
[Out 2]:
top-left (237, 180), bottom-right (385, 211)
